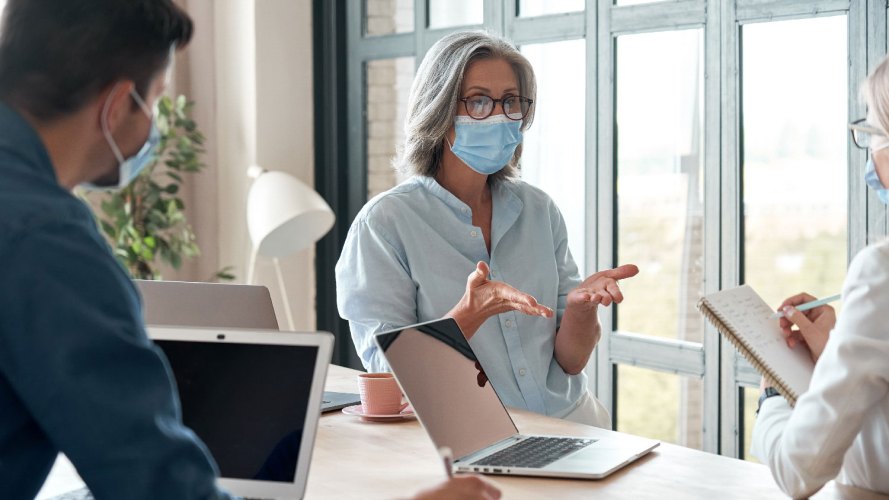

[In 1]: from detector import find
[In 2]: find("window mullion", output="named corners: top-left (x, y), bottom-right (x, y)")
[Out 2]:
top-left (735, 0), bottom-right (851, 22)
top-left (583, 0), bottom-right (600, 402)
top-left (702, 0), bottom-right (724, 455)
top-left (718, 0), bottom-right (743, 459)
top-left (596, 0), bottom-right (616, 417)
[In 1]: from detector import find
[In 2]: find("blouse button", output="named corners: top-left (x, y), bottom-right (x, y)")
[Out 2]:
top-left (470, 230), bottom-right (478, 237)
top-left (519, 368), bottom-right (527, 376)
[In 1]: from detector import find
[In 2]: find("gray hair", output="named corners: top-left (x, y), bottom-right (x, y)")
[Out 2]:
top-left (394, 31), bottom-right (537, 181)
top-left (865, 54), bottom-right (889, 137)
top-left (863, 55), bottom-right (889, 246)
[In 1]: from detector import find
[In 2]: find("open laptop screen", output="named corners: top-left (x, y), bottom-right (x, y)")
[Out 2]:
top-left (375, 319), bottom-right (518, 459)
top-left (155, 340), bottom-right (317, 483)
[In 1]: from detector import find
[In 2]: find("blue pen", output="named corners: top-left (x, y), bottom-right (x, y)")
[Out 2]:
top-left (770, 294), bottom-right (842, 319)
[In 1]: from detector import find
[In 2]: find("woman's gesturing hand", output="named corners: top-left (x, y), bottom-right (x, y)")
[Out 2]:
top-left (446, 261), bottom-right (554, 339)
top-left (566, 264), bottom-right (640, 313)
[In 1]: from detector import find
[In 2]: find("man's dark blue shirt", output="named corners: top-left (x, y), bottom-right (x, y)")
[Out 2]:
top-left (0, 101), bottom-right (230, 499)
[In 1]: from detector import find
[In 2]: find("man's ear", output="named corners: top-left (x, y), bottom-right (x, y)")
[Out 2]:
top-left (95, 80), bottom-right (135, 133)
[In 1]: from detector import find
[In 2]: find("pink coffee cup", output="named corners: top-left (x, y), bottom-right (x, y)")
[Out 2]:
top-left (357, 373), bottom-right (407, 415)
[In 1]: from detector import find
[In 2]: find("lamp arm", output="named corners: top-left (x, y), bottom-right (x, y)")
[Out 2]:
top-left (273, 257), bottom-right (297, 331)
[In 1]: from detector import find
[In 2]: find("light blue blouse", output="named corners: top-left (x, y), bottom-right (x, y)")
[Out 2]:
top-left (335, 175), bottom-right (587, 417)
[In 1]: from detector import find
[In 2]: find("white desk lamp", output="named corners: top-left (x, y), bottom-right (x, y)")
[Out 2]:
top-left (246, 165), bottom-right (335, 330)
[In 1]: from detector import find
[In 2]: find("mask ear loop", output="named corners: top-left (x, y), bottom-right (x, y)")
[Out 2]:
top-left (101, 83), bottom-right (127, 165)
top-left (128, 87), bottom-right (154, 118)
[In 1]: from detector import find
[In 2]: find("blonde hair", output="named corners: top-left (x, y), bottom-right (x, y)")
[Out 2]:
top-left (864, 54), bottom-right (889, 136)
top-left (395, 31), bottom-right (537, 181)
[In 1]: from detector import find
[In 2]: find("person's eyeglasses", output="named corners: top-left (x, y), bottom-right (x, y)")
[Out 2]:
top-left (849, 118), bottom-right (886, 149)
top-left (458, 94), bottom-right (533, 121)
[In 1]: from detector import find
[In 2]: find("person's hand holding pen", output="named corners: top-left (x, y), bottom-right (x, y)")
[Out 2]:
top-left (409, 447), bottom-right (502, 500)
top-left (776, 292), bottom-right (839, 363)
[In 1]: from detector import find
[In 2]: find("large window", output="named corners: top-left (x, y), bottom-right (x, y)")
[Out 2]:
top-left (365, 57), bottom-right (415, 199)
top-left (737, 15), bottom-right (849, 458)
top-left (336, 0), bottom-right (886, 458)
top-left (521, 39), bottom-right (586, 274)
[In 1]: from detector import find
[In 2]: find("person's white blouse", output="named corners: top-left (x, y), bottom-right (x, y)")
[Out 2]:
top-left (751, 238), bottom-right (889, 498)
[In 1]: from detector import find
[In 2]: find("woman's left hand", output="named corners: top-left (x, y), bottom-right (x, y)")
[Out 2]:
top-left (566, 264), bottom-right (640, 313)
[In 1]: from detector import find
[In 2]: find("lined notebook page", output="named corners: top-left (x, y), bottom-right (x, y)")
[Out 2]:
top-left (702, 285), bottom-right (814, 399)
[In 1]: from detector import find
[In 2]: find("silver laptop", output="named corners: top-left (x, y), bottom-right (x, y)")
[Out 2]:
top-left (135, 280), bottom-right (361, 412)
top-left (375, 318), bottom-right (659, 480)
top-left (136, 280), bottom-right (279, 330)
top-left (149, 326), bottom-right (333, 499)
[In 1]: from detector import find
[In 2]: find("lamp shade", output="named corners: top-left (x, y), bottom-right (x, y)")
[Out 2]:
top-left (246, 170), bottom-right (335, 258)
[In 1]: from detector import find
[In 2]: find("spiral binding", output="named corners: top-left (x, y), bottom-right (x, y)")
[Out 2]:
top-left (696, 298), bottom-right (798, 407)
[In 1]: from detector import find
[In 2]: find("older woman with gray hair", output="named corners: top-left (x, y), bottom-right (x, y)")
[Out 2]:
top-left (336, 30), bottom-right (638, 427)
top-left (750, 55), bottom-right (889, 497)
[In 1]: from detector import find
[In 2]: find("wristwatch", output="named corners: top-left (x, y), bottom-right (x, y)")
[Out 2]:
top-left (756, 387), bottom-right (781, 416)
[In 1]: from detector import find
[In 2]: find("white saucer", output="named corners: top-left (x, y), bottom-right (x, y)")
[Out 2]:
top-left (342, 404), bottom-right (416, 422)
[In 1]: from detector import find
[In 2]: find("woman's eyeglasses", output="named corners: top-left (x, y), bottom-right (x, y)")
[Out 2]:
top-left (849, 118), bottom-right (886, 149)
top-left (458, 94), bottom-right (533, 121)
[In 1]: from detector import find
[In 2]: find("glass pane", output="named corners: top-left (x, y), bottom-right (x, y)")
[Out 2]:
top-left (366, 57), bottom-right (415, 199)
top-left (521, 39), bottom-right (586, 275)
top-left (520, 0), bottom-right (584, 17)
top-left (615, 29), bottom-right (704, 341)
top-left (365, 0), bottom-right (414, 36)
top-left (616, 364), bottom-right (704, 449)
top-left (740, 386), bottom-right (761, 463)
top-left (741, 16), bottom-right (847, 309)
top-left (429, 0), bottom-right (483, 29)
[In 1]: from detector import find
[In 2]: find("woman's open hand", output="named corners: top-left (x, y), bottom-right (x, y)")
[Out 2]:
top-left (446, 261), bottom-right (553, 339)
top-left (566, 264), bottom-right (639, 314)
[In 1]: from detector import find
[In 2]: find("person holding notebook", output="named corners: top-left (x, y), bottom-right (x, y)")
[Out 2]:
top-left (751, 55), bottom-right (889, 497)
top-left (336, 30), bottom-right (638, 428)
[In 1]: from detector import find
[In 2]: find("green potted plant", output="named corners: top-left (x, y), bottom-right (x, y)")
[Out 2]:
top-left (91, 94), bottom-right (233, 281)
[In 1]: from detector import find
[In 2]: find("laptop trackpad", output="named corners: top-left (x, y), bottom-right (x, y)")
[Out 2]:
top-left (549, 438), bottom-right (656, 476)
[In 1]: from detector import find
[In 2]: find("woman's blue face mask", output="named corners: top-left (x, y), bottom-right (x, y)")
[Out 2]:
top-left (865, 156), bottom-right (889, 205)
top-left (448, 113), bottom-right (523, 175)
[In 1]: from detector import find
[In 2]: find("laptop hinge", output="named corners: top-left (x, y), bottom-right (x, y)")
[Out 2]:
top-left (454, 434), bottom-right (523, 464)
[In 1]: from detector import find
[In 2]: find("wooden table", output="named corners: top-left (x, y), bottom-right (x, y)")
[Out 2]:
top-left (309, 365), bottom-right (883, 500)
top-left (39, 365), bottom-right (885, 499)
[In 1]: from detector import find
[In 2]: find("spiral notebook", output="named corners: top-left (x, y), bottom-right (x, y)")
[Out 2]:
top-left (697, 285), bottom-right (814, 406)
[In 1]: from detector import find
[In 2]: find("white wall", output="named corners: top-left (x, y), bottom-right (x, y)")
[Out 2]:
top-left (254, 0), bottom-right (317, 330)
top-left (174, 0), bottom-right (316, 330)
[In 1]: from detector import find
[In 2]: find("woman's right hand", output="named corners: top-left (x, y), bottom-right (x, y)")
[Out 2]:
top-left (411, 475), bottom-right (501, 500)
top-left (777, 292), bottom-right (837, 363)
top-left (446, 261), bottom-right (553, 339)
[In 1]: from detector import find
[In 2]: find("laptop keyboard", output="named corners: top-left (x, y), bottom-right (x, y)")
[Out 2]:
top-left (471, 436), bottom-right (596, 469)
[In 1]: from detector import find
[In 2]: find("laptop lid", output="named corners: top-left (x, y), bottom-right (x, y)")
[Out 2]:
top-left (148, 326), bottom-right (332, 499)
top-left (136, 280), bottom-right (361, 413)
top-left (136, 280), bottom-right (279, 330)
top-left (374, 318), bottom-right (518, 460)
